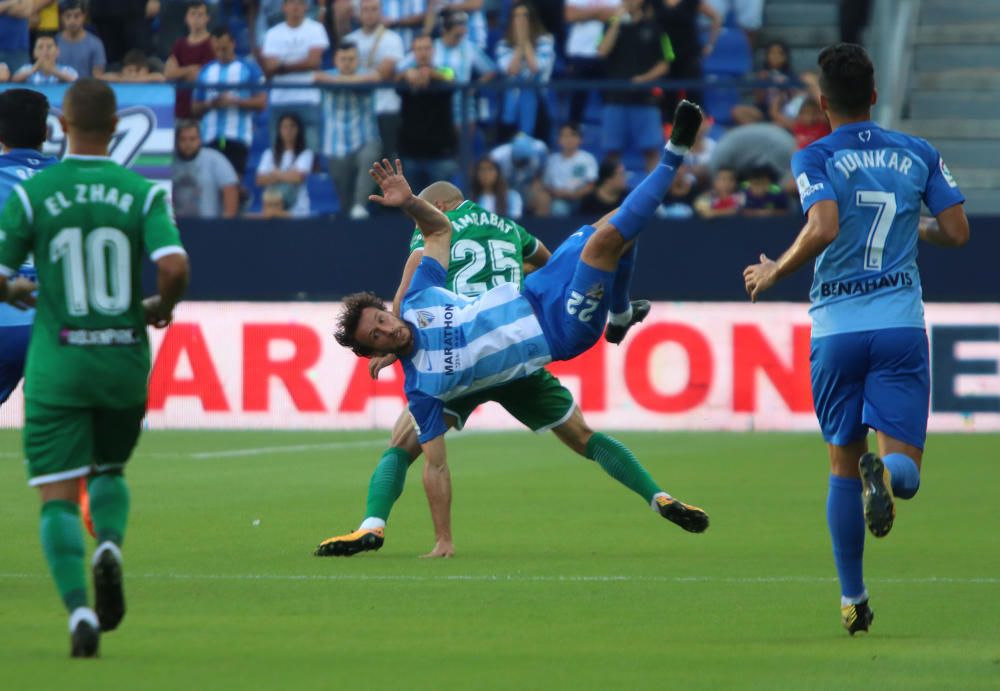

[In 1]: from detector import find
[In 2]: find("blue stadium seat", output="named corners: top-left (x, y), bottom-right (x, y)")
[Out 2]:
top-left (701, 27), bottom-right (752, 125)
top-left (308, 173), bottom-right (339, 216)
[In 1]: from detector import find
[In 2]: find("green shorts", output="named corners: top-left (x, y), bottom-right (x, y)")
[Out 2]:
top-left (23, 399), bottom-right (146, 487)
top-left (443, 369), bottom-right (575, 433)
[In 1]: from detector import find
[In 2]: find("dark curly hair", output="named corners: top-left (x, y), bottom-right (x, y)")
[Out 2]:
top-left (817, 43), bottom-right (874, 117)
top-left (335, 291), bottom-right (386, 358)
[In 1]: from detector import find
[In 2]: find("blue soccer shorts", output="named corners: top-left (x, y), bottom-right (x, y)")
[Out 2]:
top-left (523, 225), bottom-right (616, 361)
top-left (0, 324), bottom-right (31, 405)
top-left (600, 104), bottom-right (665, 153)
top-left (810, 327), bottom-right (930, 449)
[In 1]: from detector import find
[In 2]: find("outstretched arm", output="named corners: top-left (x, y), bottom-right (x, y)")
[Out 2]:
top-left (369, 159), bottom-right (452, 269)
top-left (743, 199), bottom-right (839, 302)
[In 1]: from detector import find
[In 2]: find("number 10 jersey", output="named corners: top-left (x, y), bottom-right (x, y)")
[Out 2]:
top-left (0, 155), bottom-right (185, 408)
top-left (791, 121), bottom-right (965, 338)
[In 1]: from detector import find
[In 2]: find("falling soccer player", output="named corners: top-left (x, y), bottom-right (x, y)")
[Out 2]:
top-left (333, 101), bottom-right (710, 558)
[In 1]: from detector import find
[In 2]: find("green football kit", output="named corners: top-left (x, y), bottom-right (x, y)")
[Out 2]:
top-left (0, 155), bottom-right (185, 485)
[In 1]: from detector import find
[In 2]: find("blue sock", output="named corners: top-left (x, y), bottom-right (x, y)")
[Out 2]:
top-left (608, 148), bottom-right (684, 242)
top-left (827, 475), bottom-right (866, 601)
top-left (882, 452), bottom-right (920, 499)
top-left (610, 241), bottom-right (638, 314)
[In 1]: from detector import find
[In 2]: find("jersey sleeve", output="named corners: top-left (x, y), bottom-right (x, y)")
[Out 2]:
top-left (142, 186), bottom-right (186, 261)
top-left (409, 226), bottom-right (426, 252)
top-left (407, 391), bottom-right (447, 443)
top-left (0, 185), bottom-right (33, 276)
top-left (791, 147), bottom-right (837, 214)
top-left (922, 145), bottom-right (965, 215)
top-left (404, 256), bottom-right (447, 300)
top-left (515, 220), bottom-right (538, 257)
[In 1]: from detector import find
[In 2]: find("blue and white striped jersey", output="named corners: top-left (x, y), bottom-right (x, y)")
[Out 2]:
top-left (320, 69), bottom-right (378, 157)
top-left (441, 0), bottom-right (487, 49)
top-left (0, 148), bottom-right (56, 327)
top-left (400, 257), bottom-right (551, 442)
top-left (382, 0), bottom-right (426, 51)
top-left (195, 59), bottom-right (265, 147)
top-left (793, 121), bottom-right (965, 337)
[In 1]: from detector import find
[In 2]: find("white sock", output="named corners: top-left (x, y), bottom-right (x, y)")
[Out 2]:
top-left (665, 141), bottom-right (689, 156)
top-left (608, 306), bottom-right (633, 326)
top-left (650, 491), bottom-right (673, 511)
top-left (69, 607), bottom-right (99, 632)
top-left (359, 517), bottom-right (386, 531)
top-left (841, 591), bottom-right (868, 607)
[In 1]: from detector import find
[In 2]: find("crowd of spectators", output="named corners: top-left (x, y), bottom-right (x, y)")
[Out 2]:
top-left (0, 0), bottom-right (838, 220)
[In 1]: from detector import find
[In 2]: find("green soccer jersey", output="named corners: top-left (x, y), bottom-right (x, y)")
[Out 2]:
top-left (409, 200), bottom-right (539, 296)
top-left (0, 155), bottom-right (185, 408)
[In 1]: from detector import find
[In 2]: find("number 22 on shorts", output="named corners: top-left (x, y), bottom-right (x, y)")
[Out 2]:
top-left (566, 290), bottom-right (599, 322)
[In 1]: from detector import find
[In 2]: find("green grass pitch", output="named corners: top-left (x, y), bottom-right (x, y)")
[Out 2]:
top-left (1, 429), bottom-right (998, 690)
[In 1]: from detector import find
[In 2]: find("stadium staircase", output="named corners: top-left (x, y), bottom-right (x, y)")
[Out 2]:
top-left (901, 0), bottom-right (1000, 214)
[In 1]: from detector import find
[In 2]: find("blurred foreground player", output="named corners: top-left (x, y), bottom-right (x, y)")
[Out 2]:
top-left (0, 89), bottom-right (57, 408)
top-left (0, 79), bottom-right (190, 657)
top-left (333, 102), bottom-right (711, 556)
top-left (743, 44), bottom-right (969, 635)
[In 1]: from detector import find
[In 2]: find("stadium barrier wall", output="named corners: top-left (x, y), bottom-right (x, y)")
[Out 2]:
top-left (164, 215), bottom-right (1000, 302)
top-left (2, 302), bottom-right (997, 431)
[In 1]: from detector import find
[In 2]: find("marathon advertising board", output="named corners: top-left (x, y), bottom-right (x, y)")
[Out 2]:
top-left (3, 302), bottom-right (997, 432)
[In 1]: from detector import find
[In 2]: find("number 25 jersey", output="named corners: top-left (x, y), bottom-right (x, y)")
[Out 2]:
top-left (792, 121), bottom-right (964, 338)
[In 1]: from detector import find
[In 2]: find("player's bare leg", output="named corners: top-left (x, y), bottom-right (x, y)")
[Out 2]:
top-left (39, 478), bottom-right (100, 657)
top-left (551, 407), bottom-right (709, 533)
top-left (315, 413), bottom-right (457, 557)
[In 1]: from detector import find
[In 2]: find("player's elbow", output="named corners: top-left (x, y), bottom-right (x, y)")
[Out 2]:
top-left (158, 253), bottom-right (190, 289)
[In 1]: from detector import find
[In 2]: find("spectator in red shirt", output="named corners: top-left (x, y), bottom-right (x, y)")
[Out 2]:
top-left (165, 0), bottom-right (215, 118)
top-left (791, 97), bottom-right (831, 149)
top-left (694, 167), bottom-right (742, 218)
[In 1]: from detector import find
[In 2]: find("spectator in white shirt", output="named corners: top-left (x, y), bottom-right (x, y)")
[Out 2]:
top-left (543, 123), bottom-right (598, 217)
top-left (172, 120), bottom-right (240, 218)
top-left (255, 113), bottom-right (315, 217)
top-left (495, 1), bottom-right (554, 142)
top-left (472, 157), bottom-right (523, 220)
top-left (345, 0), bottom-right (405, 160)
top-left (563, 0), bottom-right (620, 125)
top-left (261, 0), bottom-right (330, 151)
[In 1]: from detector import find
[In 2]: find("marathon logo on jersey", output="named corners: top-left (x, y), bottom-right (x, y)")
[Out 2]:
top-left (820, 271), bottom-right (914, 298)
top-left (441, 304), bottom-right (459, 375)
top-left (417, 310), bottom-right (435, 328)
top-left (585, 282), bottom-right (604, 301)
top-left (60, 327), bottom-right (140, 346)
top-left (940, 158), bottom-right (959, 188)
top-left (795, 172), bottom-right (824, 201)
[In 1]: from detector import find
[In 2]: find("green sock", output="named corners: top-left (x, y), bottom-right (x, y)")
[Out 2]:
top-left (39, 500), bottom-right (88, 612)
top-left (87, 472), bottom-right (130, 546)
top-left (585, 432), bottom-right (663, 504)
top-left (363, 447), bottom-right (413, 521)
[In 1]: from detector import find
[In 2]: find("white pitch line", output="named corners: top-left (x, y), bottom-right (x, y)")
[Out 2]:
top-left (186, 439), bottom-right (386, 460)
top-left (0, 572), bottom-right (997, 585)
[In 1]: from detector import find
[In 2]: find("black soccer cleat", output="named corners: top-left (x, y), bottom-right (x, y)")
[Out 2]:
top-left (841, 599), bottom-right (874, 636)
top-left (655, 495), bottom-right (710, 533)
top-left (669, 100), bottom-right (704, 149)
top-left (605, 300), bottom-right (651, 345)
top-left (92, 543), bottom-right (126, 632)
top-left (314, 528), bottom-right (385, 557)
top-left (70, 610), bottom-right (100, 658)
top-left (859, 453), bottom-right (895, 538)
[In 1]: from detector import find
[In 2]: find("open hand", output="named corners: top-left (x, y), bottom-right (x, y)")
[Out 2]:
top-left (368, 353), bottom-right (398, 380)
top-left (742, 253), bottom-right (779, 302)
top-left (368, 158), bottom-right (413, 208)
top-left (420, 539), bottom-right (455, 558)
